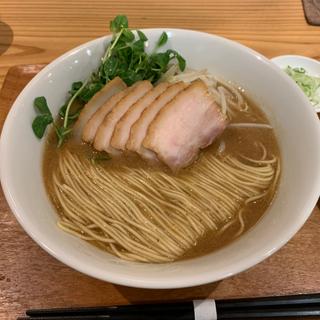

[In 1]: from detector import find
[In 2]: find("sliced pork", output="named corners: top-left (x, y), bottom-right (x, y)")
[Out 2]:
top-left (73, 77), bottom-right (126, 140)
top-left (126, 82), bottom-right (188, 161)
top-left (143, 79), bottom-right (227, 171)
top-left (82, 88), bottom-right (130, 143)
top-left (110, 82), bottom-right (170, 151)
top-left (94, 80), bottom-right (153, 154)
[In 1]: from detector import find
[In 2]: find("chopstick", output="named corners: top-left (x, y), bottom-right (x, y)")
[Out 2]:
top-left (18, 317), bottom-right (189, 320)
top-left (19, 293), bottom-right (320, 320)
top-left (217, 306), bottom-right (320, 318)
top-left (217, 292), bottom-right (320, 309)
top-left (25, 302), bottom-right (193, 317)
top-left (18, 315), bottom-right (191, 320)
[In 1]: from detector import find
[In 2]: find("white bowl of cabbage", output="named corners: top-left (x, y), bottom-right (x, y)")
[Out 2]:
top-left (272, 55), bottom-right (320, 113)
top-left (1, 16), bottom-right (320, 289)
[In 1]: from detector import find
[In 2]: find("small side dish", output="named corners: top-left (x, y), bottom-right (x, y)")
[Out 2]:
top-left (285, 66), bottom-right (320, 107)
top-left (272, 55), bottom-right (320, 112)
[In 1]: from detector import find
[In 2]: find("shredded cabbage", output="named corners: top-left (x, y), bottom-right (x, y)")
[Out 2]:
top-left (285, 65), bottom-right (320, 107)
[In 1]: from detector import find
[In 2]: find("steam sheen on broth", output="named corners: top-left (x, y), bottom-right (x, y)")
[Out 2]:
top-left (43, 77), bottom-right (280, 263)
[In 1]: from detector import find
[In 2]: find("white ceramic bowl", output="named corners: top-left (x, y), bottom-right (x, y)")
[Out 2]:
top-left (1, 29), bottom-right (320, 289)
top-left (272, 55), bottom-right (320, 112)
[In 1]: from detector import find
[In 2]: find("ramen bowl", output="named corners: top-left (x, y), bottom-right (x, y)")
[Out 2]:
top-left (1, 29), bottom-right (320, 289)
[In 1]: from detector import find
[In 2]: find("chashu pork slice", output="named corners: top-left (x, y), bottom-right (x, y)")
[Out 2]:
top-left (94, 80), bottom-right (153, 155)
top-left (143, 79), bottom-right (227, 171)
top-left (82, 87), bottom-right (131, 143)
top-left (126, 82), bottom-right (188, 161)
top-left (110, 82), bottom-right (170, 151)
top-left (73, 77), bottom-right (126, 140)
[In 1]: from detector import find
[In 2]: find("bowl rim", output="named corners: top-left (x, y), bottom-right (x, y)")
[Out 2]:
top-left (271, 54), bottom-right (320, 67)
top-left (1, 28), bottom-right (320, 289)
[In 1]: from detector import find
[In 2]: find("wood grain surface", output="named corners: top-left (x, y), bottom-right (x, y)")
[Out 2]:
top-left (1, 0), bottom-right (320, 91)
top-left (1, 1), bottom-right (320, 319)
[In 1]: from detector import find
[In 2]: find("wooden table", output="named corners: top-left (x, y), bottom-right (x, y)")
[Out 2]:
top-left (1, 1), bottom-right (320, 319)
